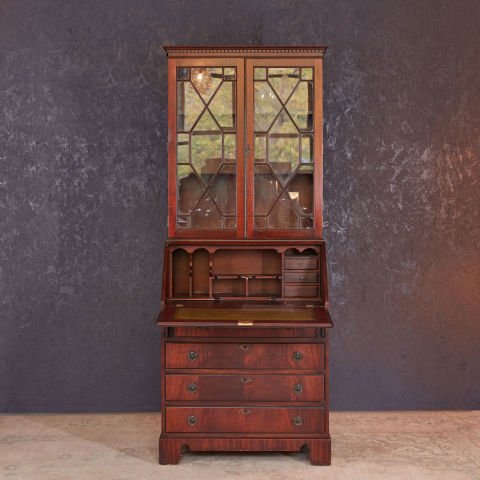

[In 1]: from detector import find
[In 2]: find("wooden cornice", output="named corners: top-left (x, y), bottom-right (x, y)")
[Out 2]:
top-left (163, 45), bottom-right (327, 58)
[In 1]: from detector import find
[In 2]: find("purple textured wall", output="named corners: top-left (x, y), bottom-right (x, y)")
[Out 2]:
top-left (1, 0), bottom-right (479, 411)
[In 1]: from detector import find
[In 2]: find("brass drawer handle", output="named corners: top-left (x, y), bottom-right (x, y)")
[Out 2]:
top-left (187, 383), bottom-right (197, 393)
top-left (292, 351), bottom-right (303, 362)
top-left (240, 408), bottom-right (253, 415)
top-left (240, 344), bottom-right (249, 351)
top-left (293, 415), bottom-right (303, 426)
top-left (293, 383), bottom-right (303, 394)
top-left (187, 415), bottom-right (197, 425)
top-left (240, 376), bottom-right (252, 384)
top-left (188, 351), bottom-right (198, 361)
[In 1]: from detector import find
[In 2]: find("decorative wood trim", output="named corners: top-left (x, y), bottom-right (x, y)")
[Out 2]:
top-left (164, 45), bottom-right (327, 58)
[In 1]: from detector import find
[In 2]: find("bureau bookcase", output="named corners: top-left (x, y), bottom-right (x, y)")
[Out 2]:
top-left (157, 45), bottom-right (332, 465)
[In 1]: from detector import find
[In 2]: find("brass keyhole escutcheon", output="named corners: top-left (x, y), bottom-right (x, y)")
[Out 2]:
top-left (240, 344), bottom-right (249, 351)
top-left (292, 351), bottom-right (303, 362)
top-left (241, 408), bottom-right (253, 415)
top-left (293, 383), bottom-right (303, 394)
top-left (187, 383), bottom-right (197, 393)
top-left (188, 351), bottom-right (198, 361)
top-left (293, 416), bottom-right (303, 426)
top-left (240, 376), bottom-right (252, 384)
top-left (187, 415), bottom-right (197, 425)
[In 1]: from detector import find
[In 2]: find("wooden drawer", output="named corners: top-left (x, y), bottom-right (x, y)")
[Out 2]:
top-left (284, 256), bottom-right (318, 270)
top-left (165, 343), bottom-right (324, 370)
top-left (284, 285), bottom-right (318, 298)
top-left (166, 406), bottom-right (325, 433)
top-left (166, 374), bottom-right (324, 401)
top-left (284, 271), bottom-right (318, 283)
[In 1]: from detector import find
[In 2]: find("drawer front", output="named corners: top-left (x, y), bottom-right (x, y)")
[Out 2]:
top-left (284, 285), bottom-right (318, 298)
top-left (166, 406), bottom-right (325, 433)
top-left (166, 374), bottom-right (324, 401)
top-left (284, 271), bottom-right (318, 283)
top-left (165, 343), bottom-right (324, 370)
top-left (284, 257), bottom-right (318, 270)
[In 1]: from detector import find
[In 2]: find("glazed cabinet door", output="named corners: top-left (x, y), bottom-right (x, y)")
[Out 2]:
top-left (246, 59), bottom-right (323, 238)
top-left (168, 58), bottom-right (245, 238)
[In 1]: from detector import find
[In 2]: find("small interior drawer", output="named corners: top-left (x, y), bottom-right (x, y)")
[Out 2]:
top-left (284, 285), bottom-right (318, 298)
top-left (284, 271), bottom-right (318, 283)
top-left (284, 256), bottom-right (318, 270)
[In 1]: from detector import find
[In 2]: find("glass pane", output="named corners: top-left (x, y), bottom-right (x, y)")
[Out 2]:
top-left (195, 109), bottom-right (219, 131)
top-left (287, 165), bottom-right (314, 215)
top-left (254, 164), bottom-right (279, 216)
top-left (177, 67), bottom-right (189, 80)
top-left (254, 82), bottom-right (282, 132)
top-left (177, 165), bottom-right (204, 214)
top-left (177, 82), bottom-right (204, 132)
top-left (268, 68), bottom-right (299, 103)
top-left (254, 216), bottom-right (266, 229)
top-left (224, 216), bottom-right (236, 229)
top-left (301, 217), bottom-right (313, 229)
top-left (253, 65), bottom-right (316, 232)
top-left (271, 110), bottom-right (297, 134)
top-left (191, 194), bottom-right (222, 229)
top-left (191, 67), bottom-right (222, 102)
top-left (254, 68), bottom-right (266, 80)
top-left (209, 82), bottom-right (235, 129)
top-left (224, 67), bottom-right (236, 80)
top-left (209, 164), bottom-right (236, 215)
top-left (286, 82), bottom-right (312, 131)
top-left (301, 68), bottom-right (313, 80)
top-left (191, 134), bottom-right (222, 181)
top-left (268, 193), bottom-right (299, 229)
top-left (268, 135), bottom-right (299, 185)
top-left (224, 134), bottom-right (236, 161)
top-left (176, 65), bottom-right (238, 231)
top-left (255, 135), bottom-right (266, 162)
top-left (177, 134), bottom-right (189, 163)
top-left (301, 135), bottom-right (313, 163)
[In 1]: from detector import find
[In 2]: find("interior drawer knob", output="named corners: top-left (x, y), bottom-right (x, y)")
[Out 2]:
top-left (188, 351), bottom-right (198, 361)
top-left (292, 351), bottom-right (304, 362)
top-left (240, 344), bottom-right (249, 351)
top-left (187, 383), bottom-right (197, 393)
top-left (187, 415), bottom-right (197, 425)
top-left (293, 415), bottom-right (303, 427)
top-left (293, 383), bottom-right (303, 394)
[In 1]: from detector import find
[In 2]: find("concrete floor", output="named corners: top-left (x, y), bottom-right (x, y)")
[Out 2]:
top-left (0, 411), bottom-right (479, 480)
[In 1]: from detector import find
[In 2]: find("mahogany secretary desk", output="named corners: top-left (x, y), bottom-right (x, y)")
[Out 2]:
top-left (157, 45), bottom-right (333, 465)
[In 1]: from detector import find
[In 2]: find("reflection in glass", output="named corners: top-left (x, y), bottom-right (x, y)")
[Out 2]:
top-left (268, 135), bottom-right (299, 185)
top-left (176, 66), bottom-right (237, 230)
top-left (268, 193), bottom-right (299, 229)
top-left (209, 82), bottom-right (235, 129)
top-left (286, 82), bottom-right (313, 130)
top-left (177, 82), bottom-right (204, 131)
top-left (254, 164), bottom-right (278, 216)
top-left (254, 82), bottom-right (282, 132)
top-left (253, 65), bottom-right (315, 231)
top-left (255, 135), bottom-right (266, 162)
top-left (268, 68), bottom-right (299, 102)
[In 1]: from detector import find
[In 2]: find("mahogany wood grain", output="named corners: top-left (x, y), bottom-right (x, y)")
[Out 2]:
top-left (159, 437), bottom-right (331, 465)
top-left (165, 342), bottom-right (324, 370)
top-left (171, 327), bottom-right (317, 337)
top-left (165, 406), bottom-right (325, 434)
top-left (165, 374), bottom-right (324, 401)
